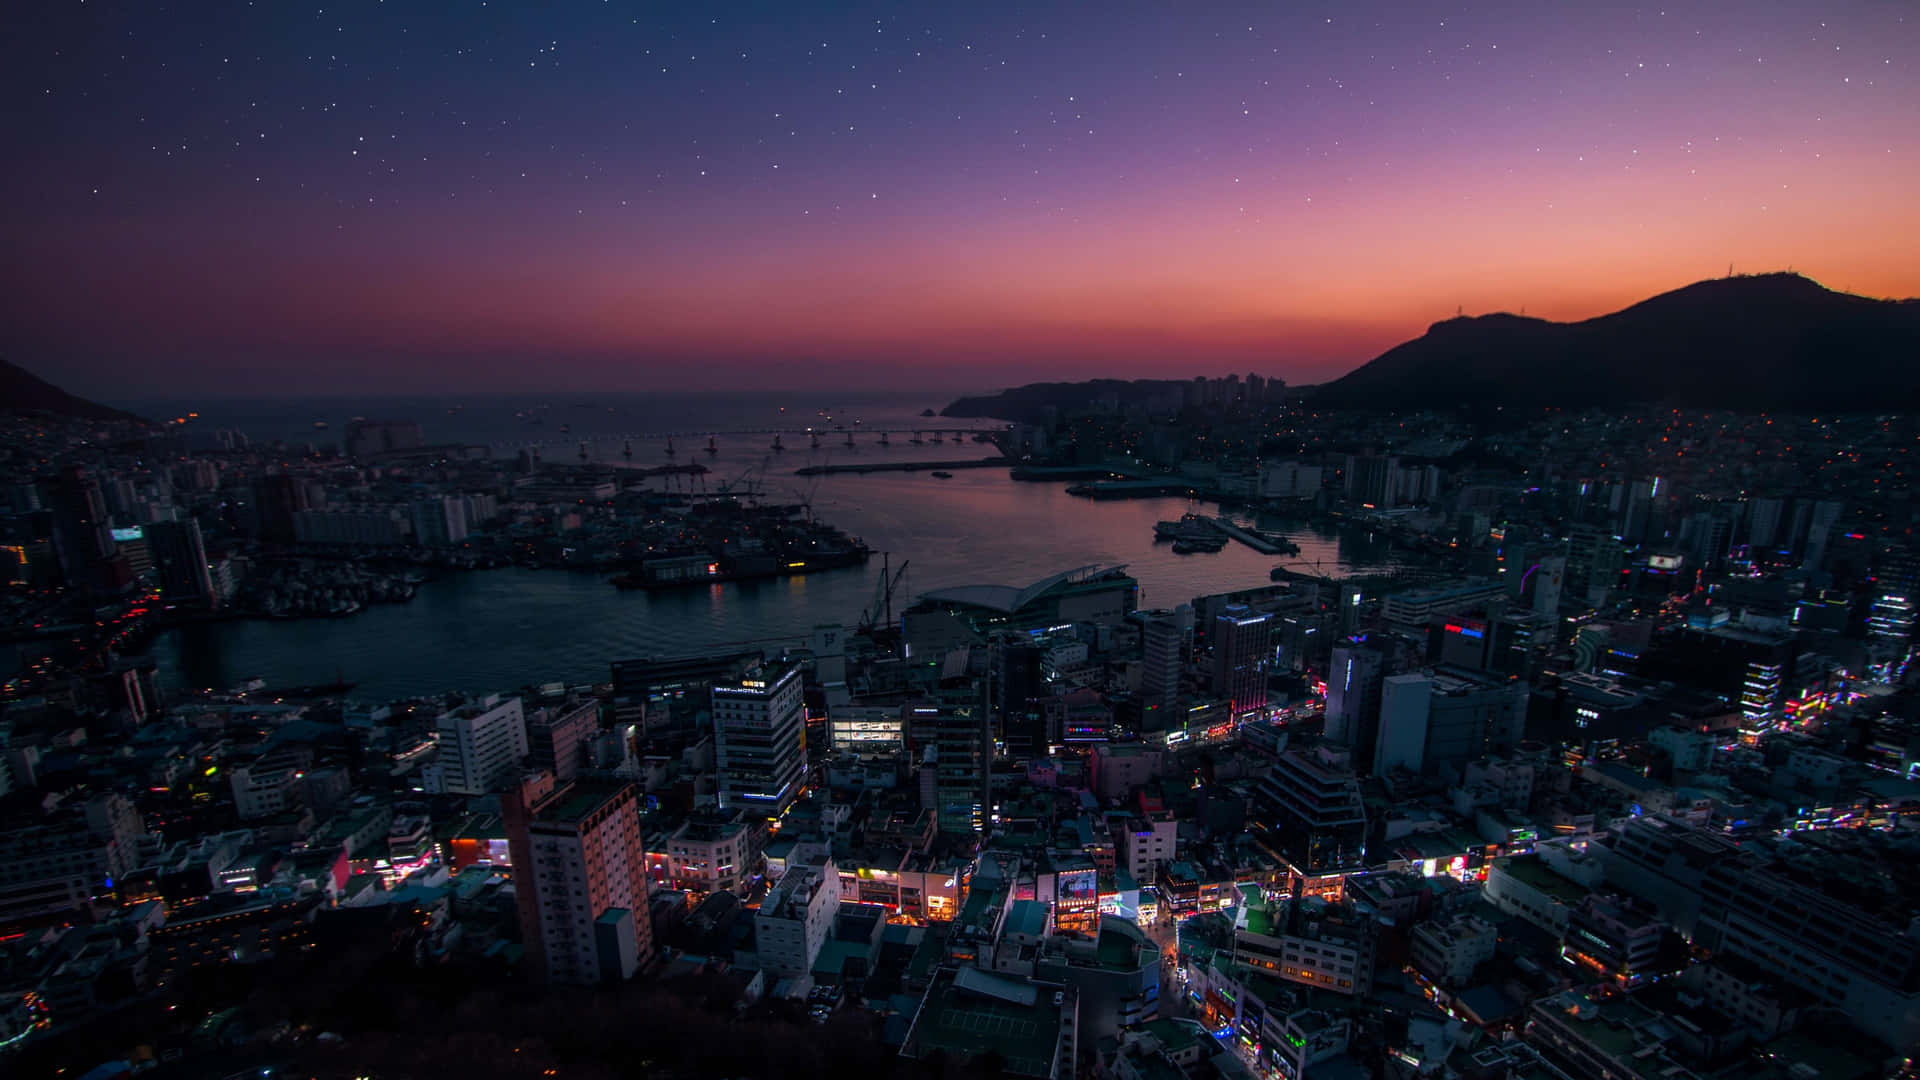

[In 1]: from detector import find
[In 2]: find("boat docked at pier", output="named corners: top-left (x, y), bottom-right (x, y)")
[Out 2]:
top-left (1153, 513), bottom-right (1219, 543)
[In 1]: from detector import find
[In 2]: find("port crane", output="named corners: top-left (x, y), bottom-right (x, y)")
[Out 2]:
top-left (859, 554), bottom-right (909, 637)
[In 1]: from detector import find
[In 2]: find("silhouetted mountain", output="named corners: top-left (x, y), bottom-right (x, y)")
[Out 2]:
top-left (0, 358), bottom-right (144, 422)
top-left (1313, 274), bottom-right (1920, 412)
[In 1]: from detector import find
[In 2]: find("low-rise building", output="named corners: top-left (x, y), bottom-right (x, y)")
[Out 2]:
top-left (901, 966), bottom-right (1078, 1080)
top-left (662, 815), bottom-right (760, 898)
top-left (1228, 893), bottom-right (1374, 997)
top-left (755, 848), bottom-right (841, 978)
top-left (1409, 912), bottom-right (1497, 988)
top-left (1484, 852), bottom-right (1591, 935)
top-left (1525, 986), bottom-right (1704, 1080)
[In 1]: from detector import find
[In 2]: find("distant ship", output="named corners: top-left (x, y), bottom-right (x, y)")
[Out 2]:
top-left (931, 471), bottom-right (954, 479)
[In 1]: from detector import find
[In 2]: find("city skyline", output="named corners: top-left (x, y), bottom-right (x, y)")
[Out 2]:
top-left (5, 2), bottom-right (1918, 397)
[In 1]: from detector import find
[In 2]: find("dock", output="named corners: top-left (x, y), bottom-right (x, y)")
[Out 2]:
top-left (793, 457), bottom-right (1007, 476)
top-left (1065, 479), bottom-right (1204, 498)
top-left (1211, 516), bottom-right (1291, 555)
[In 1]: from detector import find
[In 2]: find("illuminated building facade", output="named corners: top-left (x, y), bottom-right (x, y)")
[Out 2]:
top-left (506, 778), bottom-right (652, 986)
top-left (1211, 605), bottom-right (1273, 718)
top-left (911, 703), bottom-right (990, 837)
top-left (1250, 746), bottom-right (1368, 885)
top-left (712, 662), bottom-right (806, 819)
top-left (1739, 659), bottom-right (1782, 736)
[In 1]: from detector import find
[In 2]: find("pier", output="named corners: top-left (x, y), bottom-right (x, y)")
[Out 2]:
top-left (792, 456), bottom-right (1007, 476)
top-left (1209, 516), bottom-right (1293, 555)
top-left (491, 427), bottom-right (1000, 452)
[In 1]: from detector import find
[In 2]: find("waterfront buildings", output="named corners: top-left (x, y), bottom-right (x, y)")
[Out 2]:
top-left (424, 695), bottom-right (529, 796)
top-left (712, 662), bottom-right (806, 819)
top-left (145, 518), bottom-right (214, 608)
top-left (905, 564), bottom-right (1138, 650)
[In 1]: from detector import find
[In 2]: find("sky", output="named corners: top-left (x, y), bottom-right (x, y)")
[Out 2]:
top-left (4, 1), bottom-right (1917, 399)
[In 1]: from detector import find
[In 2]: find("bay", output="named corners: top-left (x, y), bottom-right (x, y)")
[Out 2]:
top-left (134, 393), bottom-right (1406, 700)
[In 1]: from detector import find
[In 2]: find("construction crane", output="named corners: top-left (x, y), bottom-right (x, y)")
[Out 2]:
top-left (859, 554), bottom-right (909, 636)
top-left (789, 466), bottom-right (824, 523)
top-left (712, 463), bottom-right (761, 501)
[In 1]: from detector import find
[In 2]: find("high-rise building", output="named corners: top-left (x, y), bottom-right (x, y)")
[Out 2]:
top-left (250, 473), bottom-right (308, 545)
top-left (1739, 659), bottom-right (1783, 735)
top-left (610, 651), bottom-right (761, 737)
top-left (409, 496), bottom-right (469, 547)
top-left (425, 695), bottom-right (528, 796)
top-left (504, 777), bottom-right (652, 985)
top-left (1565, 525), bottom-right (1623, 604)
top-left (996, 640), bottom-right (1050, 756)
top-left (146, 518), bottom-right (215, 608)
top-left (1745, 496), bottom-right (1783, 554)
top-left (1140, 610), bottom-right (1184, 718)
top-left (1373, 669), bottom-right (1525, 777)
top-left (1344, 454), bottom-right (1395, 507)
top-left (1800, 498), bottom-right (1844, 571)
top-left (712, 662), bottom-right (807, 819)
top-left (46, 465), bottom-right (131, 597)
top-left (1212, 604), bottom-right (1272, 718)
top-left (1530, 555), bottom-right (1567, 616)
top-left (1869, 545), bottom-right (1919, 646)
top-left (528, 700), bottom-right (598, 785)
top-left (910, 704), bottom-right (990, 837)
top-left (1325, 641), bottom-right (1387, 766)
top-left (1251, 745), bottom-right (1368, 884)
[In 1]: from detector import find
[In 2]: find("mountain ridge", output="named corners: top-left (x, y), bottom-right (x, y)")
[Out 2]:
top-left (0, 358), bottom-right (147, 423)
top-left (1313, 273), bottom-right (1920, 411)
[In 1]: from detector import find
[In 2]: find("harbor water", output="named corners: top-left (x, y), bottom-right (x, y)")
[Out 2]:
top-left (134, 393), bottom-right (1406, 700)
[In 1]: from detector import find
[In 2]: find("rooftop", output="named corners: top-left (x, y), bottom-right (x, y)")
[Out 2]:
top-left (1005, 899), bottom-right (1050, 940)
top-left (534, 779), bottom-right (632, 826)
top-left (920, 564), bottom-right (1131, 615)
top-left (909, 967), bottom-right (1064, 1078)
top-left (1529, 988), bottom-right (1700, 1080)
top-left (1495, 854), bottom-right (1591, 904)
top-left (1137, 1017), bottom-right (1209, 1056)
